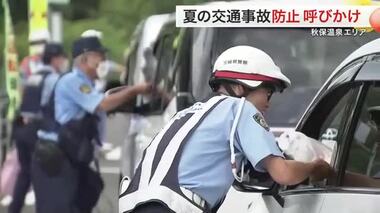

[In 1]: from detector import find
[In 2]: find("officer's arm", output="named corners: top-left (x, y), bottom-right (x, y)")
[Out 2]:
top-left (97, 83), bottom-right (151, 112)
top-left (235, 101), bottom-right (331, 185)
top-left (263, 156), bottom-right (332, 185)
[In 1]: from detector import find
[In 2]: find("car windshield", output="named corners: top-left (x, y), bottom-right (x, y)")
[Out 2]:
top-left (193, 28), bottom-right (379, 127)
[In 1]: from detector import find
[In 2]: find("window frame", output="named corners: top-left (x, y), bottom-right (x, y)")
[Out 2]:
top-left (280, 58), bottom-right (380, 197)
top-left (278, 60), bottom-right (367, 195)
top-left (338, 82), bottom-right (380, 187)
top-left (132, 22), bottom-right (179, 115)
top-left (151, 32), bottom-right (178, 112)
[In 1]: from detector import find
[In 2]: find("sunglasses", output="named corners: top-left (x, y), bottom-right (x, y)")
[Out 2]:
top-left (266, 89), bottom-right (274, 101)
top-left (260, 84), bottom-right (276, 101)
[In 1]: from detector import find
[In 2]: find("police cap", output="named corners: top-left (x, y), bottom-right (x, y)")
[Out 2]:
top-left (72, 37), bottom-right (107, 59)
top-left (42, 43), bottom-right (66, 64)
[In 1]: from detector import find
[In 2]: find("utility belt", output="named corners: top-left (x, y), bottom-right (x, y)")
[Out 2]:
top-left (57, 114), bottom-right (99, 166)
top-left (58, 125), bottom-right (95, 166)
top-left (12, 114), bottom-right (41, 146)
top-left (119, 185), bottom-right (210, 213)
top-left (34, 114), bottom-right (98, 175)
top-left (34, 138), bottom-right (65, 177)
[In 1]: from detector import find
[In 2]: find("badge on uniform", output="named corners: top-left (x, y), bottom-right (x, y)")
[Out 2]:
top-left (79, 84), bottom-right (92, 94)
top-left (253, 113), bottom-right (270, 131)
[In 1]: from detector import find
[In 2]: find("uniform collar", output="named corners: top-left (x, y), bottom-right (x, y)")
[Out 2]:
top-left (73, 67), bottom-right (95, 86)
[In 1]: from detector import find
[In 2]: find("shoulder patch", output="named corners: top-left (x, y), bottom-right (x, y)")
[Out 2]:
top-left (253, 113), bottom-right (270, 131)
top-left (79, 84), bottom-right (92, 94)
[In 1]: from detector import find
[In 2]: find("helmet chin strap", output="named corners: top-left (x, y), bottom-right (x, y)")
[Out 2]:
top-left (224, 84), bottom-right (239, 97)
top-left (224, 84), bottom-right (252, 98)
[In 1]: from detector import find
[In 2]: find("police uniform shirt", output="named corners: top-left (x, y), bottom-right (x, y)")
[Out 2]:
top-left (178, 97), bottom-right (283, 208)
top-left (39, 65), bottom-right (60, 106)
top-left (94, 83), bottom-right (107, 145)
top-left (55, 67), bottom-right (104, 125)
top-left (20, 65), bottom-right (59, 120)
top-left (35, 65), bottom-right (61, 141)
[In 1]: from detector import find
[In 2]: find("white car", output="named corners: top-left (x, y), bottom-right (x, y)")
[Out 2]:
top-left (246, 38), bottom-right (380, 213)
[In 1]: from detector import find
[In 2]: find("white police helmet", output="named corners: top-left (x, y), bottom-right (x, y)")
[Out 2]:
top-left (28, 29), bottom-right (50, 43)
top-left (209, 45), bottom-right (291, 92)
top-left (81, 29), bottom-right (103, 39)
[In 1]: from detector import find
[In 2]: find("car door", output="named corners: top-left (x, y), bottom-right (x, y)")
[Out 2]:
top-left (125, 22), bottom-right (180, 176)
top-left (319, 56), bottom-right (380, 213)
top-left (281, 84), bottom-right (363, 213)
top-left (118, 21), bottom-right (143, 178)
top-left (253, 58), bottom-right (366, 213)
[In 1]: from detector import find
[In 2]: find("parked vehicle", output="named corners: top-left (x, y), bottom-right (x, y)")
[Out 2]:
top-left (120, 13), bottom-right (176, 177)
top-left (244, 37), bottom-right (380, 213)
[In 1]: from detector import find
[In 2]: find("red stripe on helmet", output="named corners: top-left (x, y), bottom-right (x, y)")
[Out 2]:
top-left (214, 70), bottom-right (280, 83)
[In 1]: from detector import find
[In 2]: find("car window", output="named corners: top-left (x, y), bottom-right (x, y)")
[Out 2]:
top-left (172, 29), bottom-right (194, 110)
top-left (150, 29), bottom-right (178, 112)
top-left (155, 35), bottom-right (176, 93)
top-left (345, 85), bottom-right (380, 180)
top-left (283, 84), bottom-right (360, 190)
top-left (317, 89), bottom-right (354, 151)
top-left (289, 83), bottom-right (361, 187)
top-left (301, 83), bottom-right (360, 140)
top-left (126, 45), bottom-right (138, 85)
top-left (308, 85), bottom-right (359, 167)
top-left (126, 21), bottom-right (144, 86)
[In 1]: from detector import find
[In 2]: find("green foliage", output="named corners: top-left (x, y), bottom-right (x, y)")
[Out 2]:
top-left (8, 0), bottom-right (28, 24)
top-left (61, 0), bottom-right (100, 20)
top-left (1, 0), bottom-right (208, 63)
top-left (62, 17), bottom-right (128, 62)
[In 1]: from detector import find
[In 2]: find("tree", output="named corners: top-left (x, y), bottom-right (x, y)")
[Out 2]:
top-left (1, 0), bottom-right (209, 62)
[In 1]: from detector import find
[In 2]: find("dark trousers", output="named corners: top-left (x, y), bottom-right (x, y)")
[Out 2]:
top-left (9, 125), bottom-right (37, 213)
top-left (31, 153), bottom-right (80, 213)
top-left (132, 202), bottom-right (174, 213)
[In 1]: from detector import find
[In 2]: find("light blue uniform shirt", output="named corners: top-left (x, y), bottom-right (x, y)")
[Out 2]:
top-left (55, 67), bottom-right (104, 125)
top-left (178, 97), bottom-right (283, 208)
top-left (36, 65), bottom-right (60, 141)
top-left (39, 65), bottom-right (60, 106)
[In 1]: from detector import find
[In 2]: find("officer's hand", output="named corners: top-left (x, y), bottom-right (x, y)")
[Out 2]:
top-left (310, 159), bottom-right (333, 182)
top-left (134, 82), bottom-right (153, 95)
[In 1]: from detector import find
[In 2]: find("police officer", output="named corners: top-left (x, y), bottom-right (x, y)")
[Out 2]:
top-left (19, 29), bottom-right (51, 86)
top-left (10, 43), bottom-right (68, 213)
top-left (32, 36), bottom-right (152, 213)
top-left (119, 46), bottom-right (332, 213)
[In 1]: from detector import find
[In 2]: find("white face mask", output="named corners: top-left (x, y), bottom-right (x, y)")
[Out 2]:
top-left (96, 61), bottom-right (110, 79)
top-left (30, 44), bottom-right (45, 55)
top-left (59, 59), bottom-right (70, 73)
